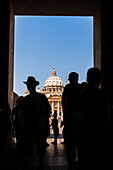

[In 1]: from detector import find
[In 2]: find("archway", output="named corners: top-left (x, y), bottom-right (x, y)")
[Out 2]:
top-left (8, 0), bottom-right (101, 109)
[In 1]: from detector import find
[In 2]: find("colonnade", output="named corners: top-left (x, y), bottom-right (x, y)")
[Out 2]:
top-left (51, 101), bottom-right (62, 116)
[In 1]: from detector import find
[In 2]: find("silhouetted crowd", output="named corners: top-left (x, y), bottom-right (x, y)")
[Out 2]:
top-left (62, 68), bottom-right (109, 170)
top-left (0, 67), bottom-right (112, 170)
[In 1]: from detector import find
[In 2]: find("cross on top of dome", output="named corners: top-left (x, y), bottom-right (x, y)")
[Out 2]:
top-left (51, 67), bottom-right (57, 76)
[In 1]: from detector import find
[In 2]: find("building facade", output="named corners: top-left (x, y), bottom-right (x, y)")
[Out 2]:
top-left (43, 68), bottom-right (64, 117)
top-left (24, 68), bottom-right (64, 118)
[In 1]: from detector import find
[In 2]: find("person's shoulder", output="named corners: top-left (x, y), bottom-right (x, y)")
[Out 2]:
top-left (27, 92), bottom-right (44, 99)
top-left (37, 92), bottom-right (46, 98)
top-left (64, 84), bottom-right (70, 91)
top-left (24, 94), bottom-right (30, 101)
top-left (24, 94), bottom-right (29, 99)
top-left (37, 93), bottom-right (48, 101)
top-left (97, 87), bottom-right (106, 97)
top-left (75, 83), bottom-right (81, 90)
top-left (77, 82), bottom-right (81, 87)
top-left (65, 84), bottom-right (70, 88)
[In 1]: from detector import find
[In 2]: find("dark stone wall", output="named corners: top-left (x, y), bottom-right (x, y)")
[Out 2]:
top-left (94, 0), bottom-right (101, 70)
top-left (101, 1), bottom-right (113, 91)
top-left (12, 0), bottom-right (99, 16)
top-left (0, 0), bottom-right (10, 98)
top-left (0, 0), bottom-right (113, 148)
top-left (0, 0), bottom-right (112, 101)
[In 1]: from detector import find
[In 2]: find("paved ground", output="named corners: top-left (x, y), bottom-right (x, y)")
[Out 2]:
top-left (1, 124), bottom-right (113, 170)
top-left (0, 136), bottom-right (67, 170)
top-left (0, 124), bottom-right (68, 170)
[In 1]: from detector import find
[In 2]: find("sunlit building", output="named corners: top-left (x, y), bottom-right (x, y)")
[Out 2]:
top-left (43, 67), bottom-right (64, 117)
top-left (24, 67), bottom-right (64, 118)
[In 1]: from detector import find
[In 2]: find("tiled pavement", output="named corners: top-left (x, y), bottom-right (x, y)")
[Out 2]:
top-left (0, 129), bottom-right (68, 170)
top-left (1, 124), bottom-right (113, 170)
top-left (0, 140), bottom-right (67, 170)
top-left (1, 136), bottom-right (113, 170)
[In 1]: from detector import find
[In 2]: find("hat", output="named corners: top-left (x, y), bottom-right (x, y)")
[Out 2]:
top-left (23, 76), bottom-right (39, 86)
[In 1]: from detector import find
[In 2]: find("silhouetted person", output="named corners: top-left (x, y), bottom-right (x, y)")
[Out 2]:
top-left (60, 120), bottom-right (65, 144)
top-left (78, 67), bottom-right (109, 170)
top-left (0, 95), bottom-right (12, 147)
top-left (79, 81), bottom-right (87, 94)
top-left (51, 111), bottom-right (59, 145)
top-left (44, 110), bottom-right (51, 147)
top-left (23, 76), bottom-right (51, 170)
top-left (62, 72), bottom-right (81, 170)
top-left (12, 96), bottom-right (25, 151)
top-left (107, 88), bottom-right (113, 151)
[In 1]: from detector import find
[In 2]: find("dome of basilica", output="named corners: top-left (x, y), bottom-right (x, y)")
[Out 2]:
top-left (44, 67), bottom-right (64, 88)
top-left (43, 68), bottom-right (64, 117)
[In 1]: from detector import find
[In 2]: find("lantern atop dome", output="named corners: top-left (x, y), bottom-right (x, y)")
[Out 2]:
top-left (51, 67), bottom-right (56, 76)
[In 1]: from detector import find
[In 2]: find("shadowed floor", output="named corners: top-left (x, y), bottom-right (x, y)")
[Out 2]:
top-left (0, 132), bottom-right (68, 170)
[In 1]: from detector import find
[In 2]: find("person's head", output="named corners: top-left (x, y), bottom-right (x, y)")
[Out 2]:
top-left (87, 67), bottom-right (102, 87)
top-left (24, 76), bottom-right (39, 93)
top-left (68, 72), bottom-right (79, 83)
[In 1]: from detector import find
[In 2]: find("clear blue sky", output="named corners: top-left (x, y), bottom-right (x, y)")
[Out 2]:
top-left (14, 16), bottom-right (93, 96)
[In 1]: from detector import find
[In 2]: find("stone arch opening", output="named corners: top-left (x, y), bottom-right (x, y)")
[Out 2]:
top-left (8, 0), bottom-right (101, 109)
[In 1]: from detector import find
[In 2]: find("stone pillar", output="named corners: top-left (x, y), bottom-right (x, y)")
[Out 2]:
top-left (0, 1), bottom-right (14, 145)
top-left (101, 1), bottom-right (113, 91)
top-left (0, 0), bottom-right (10, 98)
top-left (0, 0), bottom-right (14, 110)
top-left (94, 0), bottom-right (101, 70)
top-left (52, 102), bottom-right (54, 115)
top-left (8, 1), bottom-right (15, 110)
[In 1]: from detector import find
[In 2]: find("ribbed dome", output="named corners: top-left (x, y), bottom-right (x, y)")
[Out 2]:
top-left (44, 68), bottom-right (64, 87)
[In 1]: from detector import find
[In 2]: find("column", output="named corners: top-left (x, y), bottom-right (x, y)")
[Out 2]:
top-left (52, 102), bottom-right (54, 115)
top-left (57, 102), bottom-right (59, 116)
top-left (0, 1), bottom-right (14, 110)
top-left (8, 1), bottom-right (15, 110)
top-left (61, 105), bottom-right (63, 117)
top-left (1, 0), bottom-right (10, 98)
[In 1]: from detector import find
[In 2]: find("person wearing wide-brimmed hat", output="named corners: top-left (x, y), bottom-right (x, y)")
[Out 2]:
top-left (23, 76), bottom-right (51, 170)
